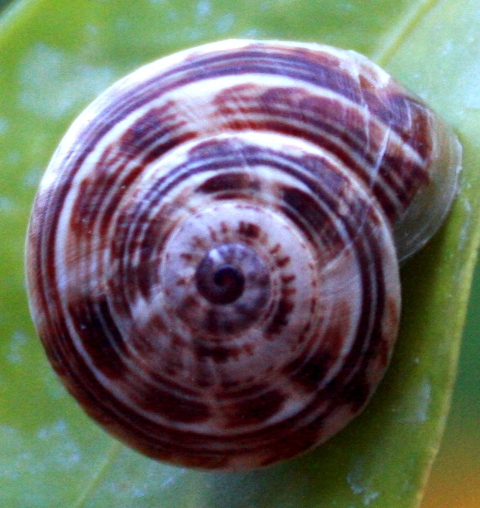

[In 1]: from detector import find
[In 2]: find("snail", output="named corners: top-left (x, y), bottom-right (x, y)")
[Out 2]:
top-left (26, 39), bottom-right (461, 471)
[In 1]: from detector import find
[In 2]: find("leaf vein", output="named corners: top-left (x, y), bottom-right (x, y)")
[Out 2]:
top-left (72, 442), bottom-right (123, 508)
top-left (372, 0), bottom-right (442, 65)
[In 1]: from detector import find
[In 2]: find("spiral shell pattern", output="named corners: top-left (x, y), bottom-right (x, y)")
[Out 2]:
top-left (26, 40), bottom-right (461, 471)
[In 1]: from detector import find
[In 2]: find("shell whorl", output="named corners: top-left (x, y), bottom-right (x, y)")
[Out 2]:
top-left (26, 40), bottom-right (461, 471)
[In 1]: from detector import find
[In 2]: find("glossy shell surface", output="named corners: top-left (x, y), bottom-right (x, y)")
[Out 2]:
top-left (26, 40), bottom-right (461, 471)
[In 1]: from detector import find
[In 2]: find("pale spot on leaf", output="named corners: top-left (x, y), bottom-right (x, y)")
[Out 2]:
top-left (18, 44), bottom-right (115, 120)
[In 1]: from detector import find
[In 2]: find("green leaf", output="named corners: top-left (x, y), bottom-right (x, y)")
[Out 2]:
top-left (0, 0), bottom-right (478, 506)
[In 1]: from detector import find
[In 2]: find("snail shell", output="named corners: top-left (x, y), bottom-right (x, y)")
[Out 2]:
top-left (26, 40), bottom-right (461, 471)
